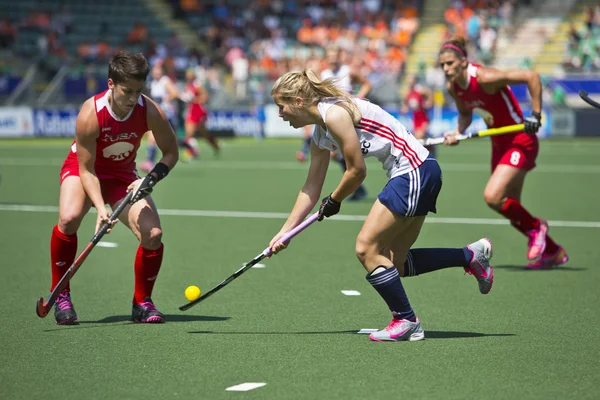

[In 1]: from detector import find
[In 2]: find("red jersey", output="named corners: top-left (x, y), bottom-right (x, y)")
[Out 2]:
top-left (406, 86), bottom-right (429, 129)
top-left (452, 63), bottom-right (526, 146)
top-left (184, 82), bottom-right (207, 123)
top-left (63, 89), bottom-right (148, 182)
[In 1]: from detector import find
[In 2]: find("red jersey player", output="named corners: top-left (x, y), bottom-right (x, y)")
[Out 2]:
top-left (439, 36), bottom-right (568, 269)
top-left (50, 51), bottom-right (179, 325)
top-left (402, 74), bottom-right (434, 154)
top-left (181, 68), bottom-right (219, 159)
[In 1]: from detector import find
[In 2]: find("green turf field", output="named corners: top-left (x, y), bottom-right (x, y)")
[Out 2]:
top-left (1, 137), bottom-right (599, 400)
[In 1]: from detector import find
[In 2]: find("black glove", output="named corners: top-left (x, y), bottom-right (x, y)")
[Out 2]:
top-left (129, 174), bottom-right (157, 204)
top-left (524, 112), bottom-right (541, 134)
top-left (318, 194), bottom-right (341, 221)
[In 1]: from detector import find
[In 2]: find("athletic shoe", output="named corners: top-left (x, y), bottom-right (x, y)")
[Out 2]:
top-left (527, 219), bottom-right (548, 260)
top-left (526, 246), bottom-right (569, 269)
top-left (132, 297), bottom-right (165, 323)
top-left (464, 238), bottom-right (494, 294)
top-left (369, 316), bottom-right (425, 342)
top-left (54, 291), bottom-right (78, 325)
top-left (296, 151), bottom-right (307, 162)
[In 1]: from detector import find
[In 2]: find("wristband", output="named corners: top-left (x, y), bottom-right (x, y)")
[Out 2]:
top-left (150, 162), bottom-right (169, 181)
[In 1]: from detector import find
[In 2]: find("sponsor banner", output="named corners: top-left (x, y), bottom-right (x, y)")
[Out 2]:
top-left (206, 110), bottom-right (262, 137)
top-left (33, 109), bottom-right (78, 137)
top-left (263, 105), bottom-right (304, 137)
top-left (0, 107), bottom-right (34, 137)
top-left (549, 108), bottom-right (575, 137)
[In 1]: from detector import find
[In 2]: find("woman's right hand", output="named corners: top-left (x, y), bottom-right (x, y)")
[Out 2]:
top-left (443, 129), bottom-right (461, 146)
top-left (269, 231), bottom-right (289, 256)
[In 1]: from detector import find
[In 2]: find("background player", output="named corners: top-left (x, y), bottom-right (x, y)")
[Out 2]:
top-left (181, 68), bottom-right (220, 159)
top-left (269, 70), bottom-right (494, 342)
top-left (140, 61), bottom-right (180, 172)
top-left (402, 74), bottom-right (435, 156)
top-left (49, 51), bottom-right (179, 325)
top-left (439, 36), bottom-right (568, 269)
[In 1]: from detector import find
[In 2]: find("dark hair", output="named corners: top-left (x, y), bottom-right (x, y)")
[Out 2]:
top-left (108, 50), bottom-right (150, 84)
top-left (439, 36), bottom-right (468, 58)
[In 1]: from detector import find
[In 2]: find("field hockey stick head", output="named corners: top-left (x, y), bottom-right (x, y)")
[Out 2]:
top-left (36, 297), bottom-right (48, 318)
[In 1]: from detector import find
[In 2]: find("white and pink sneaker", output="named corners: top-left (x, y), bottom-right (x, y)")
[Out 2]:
top-left (464, 238), bottom-right (494, 294)
top-left (369, 316), bottom-right (425, 342)
top-left (527, 246), bottom-right (569, 269)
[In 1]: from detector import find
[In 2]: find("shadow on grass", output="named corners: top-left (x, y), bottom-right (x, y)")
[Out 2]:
top-left (494, 265), bottom-right (586, 272)
top-left (425, 331), bottom-right (515, 339)
top-left (43, 315), bottom-right (230, 332)
top-left (189, 330), bottom-right (515, 339)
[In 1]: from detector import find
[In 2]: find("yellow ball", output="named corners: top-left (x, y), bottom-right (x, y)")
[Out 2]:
top-left (185, 285), bottom-right (201, 301)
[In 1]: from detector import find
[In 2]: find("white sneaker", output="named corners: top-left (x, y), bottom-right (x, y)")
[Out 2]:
top-left (369, 316), bottom-right (425, 342)
top-left (464, 238), bottom-right (494, 294)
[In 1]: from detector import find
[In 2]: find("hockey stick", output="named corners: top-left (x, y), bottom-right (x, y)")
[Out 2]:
top-left (579, 90), bottom-right (600, 109)
top-left (36, 190), bottom-right (134, 318)
top-left (179, 212), bottom-right (320, 311)
top-left (420, 123), bottom-right (525, 146)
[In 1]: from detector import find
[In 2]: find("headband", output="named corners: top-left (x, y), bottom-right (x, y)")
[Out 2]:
top-left (441, 44), bottom-right (467, 57)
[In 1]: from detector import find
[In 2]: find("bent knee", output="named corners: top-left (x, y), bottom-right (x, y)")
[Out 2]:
top-left (355, 235), bottom-right (377, 264)
top-left (58, 211), bottom-right (85, 234)
top-left (141, 227), bottom-right (163, 249)
top-left (483, 189), bottom-right (505, 211)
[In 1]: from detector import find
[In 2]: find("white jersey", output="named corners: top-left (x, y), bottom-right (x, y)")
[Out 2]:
top-left (150, 75), bottom-right (176, 119)
top-left (312, 98), bottom-right (429, 179)
top-left (321, 65), bottom-right (352, 93)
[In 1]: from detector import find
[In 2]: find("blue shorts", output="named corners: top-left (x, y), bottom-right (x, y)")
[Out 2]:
top-left (378, 158), bottom-right (442, 217)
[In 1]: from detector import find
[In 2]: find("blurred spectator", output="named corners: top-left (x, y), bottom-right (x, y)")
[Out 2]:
top-left (0, 18), bottom-right (16, 49)
top-left (127, 22), bottom-right (149, 45)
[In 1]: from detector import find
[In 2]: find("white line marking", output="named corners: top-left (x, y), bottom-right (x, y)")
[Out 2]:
top-left (341, 290), bottom-right (361, 296)
top-left (97, 242), bottom-right (118, 248)
top-left (0, 158), bottom-right (599, 173)
top-left (357, 329), bottom-right (378, 334)
top-left (0, 205), bottom-right (598, 228)
top-left (225, 382), bottom-right (266, 392)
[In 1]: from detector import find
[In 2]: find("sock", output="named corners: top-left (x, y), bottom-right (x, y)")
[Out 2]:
top-left (179, 138), bottom-right (192, 150)
top-left (301, 137), bottom-right (311, 154)
top-left (501, 197), bottom-right (539, 232)
top-left (50, 225), bottom-right (78, 292)
top-left (403, 248), bottom-right (471, 277)
top-left (133, 243), bottom-right (164, 304)
top-left (147, 145), bottom-right (157, 163)
top-left (366, 266), bottom-right (416, 321)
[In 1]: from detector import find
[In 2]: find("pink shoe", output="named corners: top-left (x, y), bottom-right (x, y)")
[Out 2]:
top-left (464, 238), bottom-right (494, 294)
top-left (296, 151), bottom-right (307, 162)
top-left (527, 219), bottom-right (548, 260)
top-left (369, 316), bottom-right (425, 342)
top-left (526, 246), bottom-right (569, 269)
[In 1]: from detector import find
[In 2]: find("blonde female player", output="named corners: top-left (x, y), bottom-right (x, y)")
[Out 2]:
top-left (439, 36), bottom-right (568, 269)
top-left (268, 70), bottom-right (494, 342)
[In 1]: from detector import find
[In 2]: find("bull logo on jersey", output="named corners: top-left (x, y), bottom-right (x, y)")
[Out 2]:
top-left (103, 142), bottom-right (134, 161)
top-left (473, 107), bottom-right (495, 127)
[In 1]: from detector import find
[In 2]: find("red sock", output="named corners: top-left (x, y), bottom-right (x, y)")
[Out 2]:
top-left (133, 243), bottom-right (164, 304)
top-left (50, 225), bottom-right (78, 292)
top-left (501, 198), bottom-right (539, 232)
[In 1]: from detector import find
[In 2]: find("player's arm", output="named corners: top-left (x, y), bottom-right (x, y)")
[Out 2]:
top-left (76, 98), bottom-right (105, 211)
top-left (444, 83), bottom-right (472, 145)
top-left (197, 83), bottom-right (209, 105)
top-left (350, 68), bottom-right (372, 99)
top-left (478, 67), bottom-right (542, 114)
top-left (145, 95), bottom-right (179, 175)
top-left (164, 78), bottom-right (180, 102)
top-left (327, 104), bottom-right (367, 202)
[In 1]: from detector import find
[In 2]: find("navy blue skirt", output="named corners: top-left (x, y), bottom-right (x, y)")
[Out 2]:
top-left (378, 158), bottom-right (442, 217)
